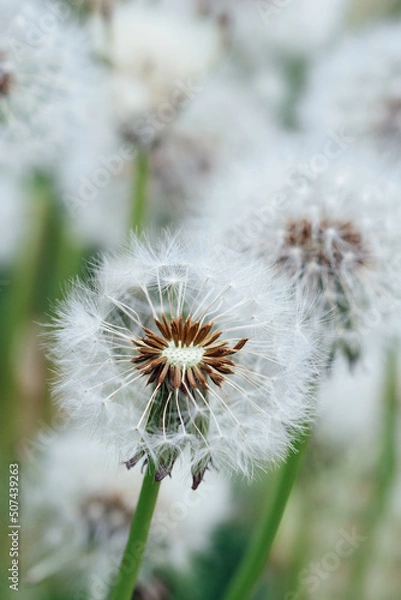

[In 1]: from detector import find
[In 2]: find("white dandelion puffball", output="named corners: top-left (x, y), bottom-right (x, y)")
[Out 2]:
top-left (101, 2), bottom-right (223, 133)
top-left (0, 0), bottom-right (109, 169)
top-left (50, 233), bottom-right (317, 489)
top-left (23, 430), bottom-right (230, 597)
top-left (150, 71), bottom-right (280, 218)
top-left (300, 21), bottom-right (401, 147)
top-left (204, 147), bottom-right (401, 363)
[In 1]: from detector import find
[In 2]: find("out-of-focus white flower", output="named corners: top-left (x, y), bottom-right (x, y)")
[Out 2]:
top-left (161, 0), bottom-right (291, 122)
top-left (300, 21), bottom-right (401, 150)
top-left (0, 0), bottom-right (112, 171)
top-left (49, 233), bottom-right (317, 489)
top-left (94, 2), bottom-right (223, 136)
top-left (23, 430), bottom-right (231, 598)
top-left (0, 0), bottom-right (125, 252)
top-left (203, 146), bottom-right (401, 363)
top-left (150, 71), bottom-right (280, 221)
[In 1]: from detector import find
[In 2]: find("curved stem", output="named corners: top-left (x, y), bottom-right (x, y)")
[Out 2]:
top-left (110, 461), bottom-right (161, 600)
top-left (131, 151), bottom-right (149, 235)
top-left (223, 431), bottom-right (310, 600)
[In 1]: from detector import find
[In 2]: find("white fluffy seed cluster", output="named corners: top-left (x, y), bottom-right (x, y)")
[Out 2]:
top-left (300, 21), bottom-right (401, 148)
top-left (0, 0), bottom-right (108, 170)
top-left (50, 233), bottom-right (318, 483)
top-left (201, 147), bottom-right (401, 361)
top-left (98, 3), bottom-right (223, 131)
top-left (23, 430), bottom-right (231, 597)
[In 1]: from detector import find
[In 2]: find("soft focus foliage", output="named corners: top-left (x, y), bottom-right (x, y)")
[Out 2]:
top-left (1, 1), bottom-right (401, 599)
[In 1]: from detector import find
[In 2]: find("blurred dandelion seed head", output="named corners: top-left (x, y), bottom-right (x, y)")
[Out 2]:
top-left (202, 147), bottom-right (401, 365)
top-left (80, 492), bottom-right (133, 544)
top-left (103, 3), bottom-right (223, 129)
top-left (23, 430), bottom-right (231, 593)
top-left (277, 217), bottom-right (371, 286)
top-left (300, 21), bottom-right (401, 148)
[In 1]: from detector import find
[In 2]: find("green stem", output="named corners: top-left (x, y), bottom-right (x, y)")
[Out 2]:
top-left (349, 346), bottom-right (398, 598)
top-left (223, 431), bottom-right (310, 600)
top-left (110, 461), bottom-right (161, 600)
top-left (282, 488), bottom-right (312, 600)
top-left (131, 151), bottom-right (149, 235)
top-left (49, 226), bottom-right (84, 302)
top-left (0, 188), bottom-right (54, 459)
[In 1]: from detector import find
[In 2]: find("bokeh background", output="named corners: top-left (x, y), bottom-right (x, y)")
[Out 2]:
top-left (1, 1), bottom-right (401, 599)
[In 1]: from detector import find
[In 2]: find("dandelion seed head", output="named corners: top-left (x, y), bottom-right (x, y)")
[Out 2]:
top-left (97, 3), bottom-right (223, 134)
top-left (202, 146), bottom-right (401, 364)
top-left (49, 233), bottom-right (318, 488)
top-left (300, 21), bottom-right (401, 153)
top-left (277, 217), bottom-right (371, 285)
top-left (0, 0), bottom-right (112, 171)
top-left (23, 430), bottom-right (231, 594)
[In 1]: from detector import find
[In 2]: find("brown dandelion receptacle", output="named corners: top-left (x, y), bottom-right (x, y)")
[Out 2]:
top-left (277, 217), bottom-right (372, 366)
top-left (278, 217), bottom-right (370, 274)
top-left (81, 493), bottom-right (133, 541)
top-left (128, 314), bottom-right (248, 488)
top-left (131, 314), bottom-right (248, 393)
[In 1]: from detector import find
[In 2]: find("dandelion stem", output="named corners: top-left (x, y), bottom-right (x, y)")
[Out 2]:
top-left (110, 460), bottom-right (161, 600)
top-left (50, 226), bottom-right (84, 304)
top-left (349, 345), bottom-right (398, 598)
top-left (0, 180), bottom-right (54, 459)
top-left (222, 431), bottom-right (309, 600)
top-left (131, 151), bottom-right (149, 234)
